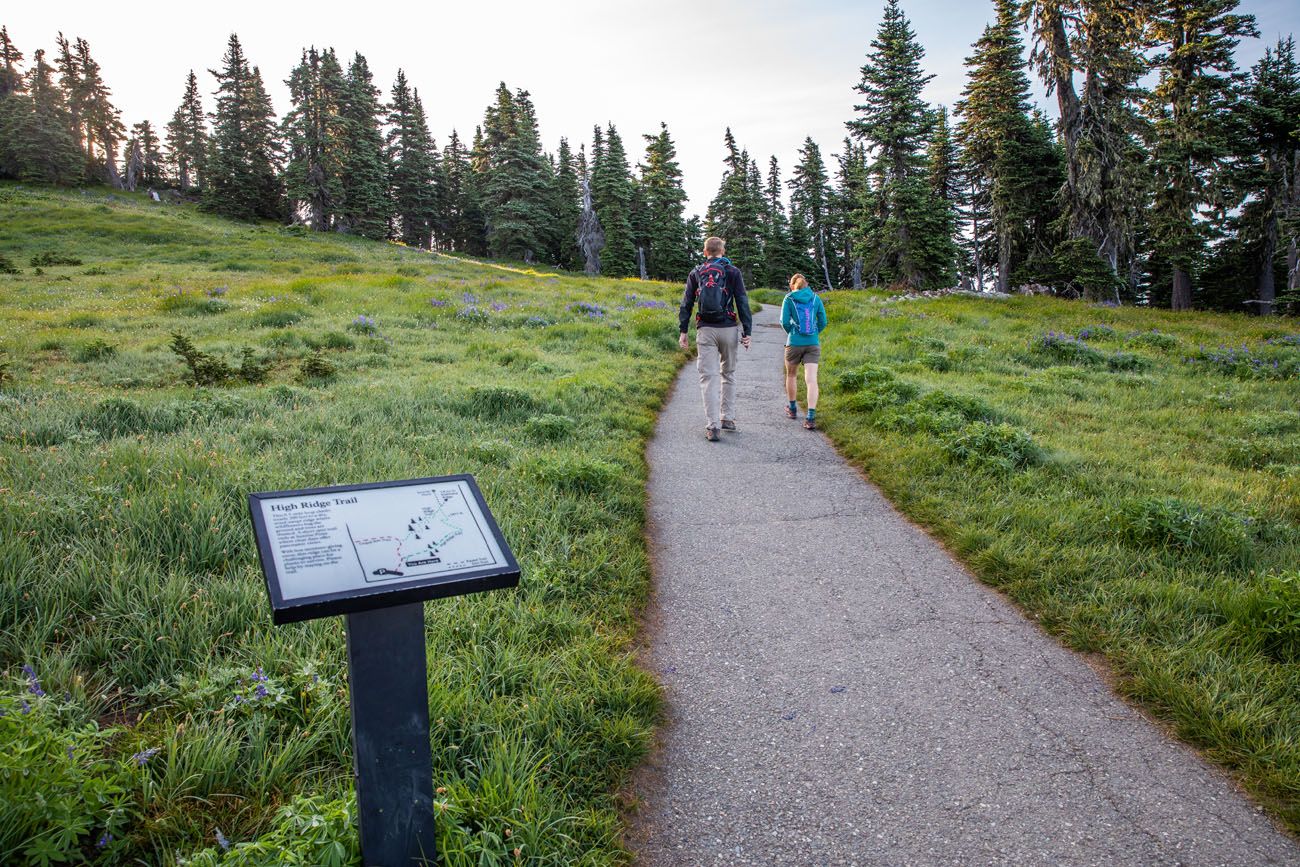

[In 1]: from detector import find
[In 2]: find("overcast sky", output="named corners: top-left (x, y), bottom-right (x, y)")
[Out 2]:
top-left (6, 1), bottom-right (1299, 213)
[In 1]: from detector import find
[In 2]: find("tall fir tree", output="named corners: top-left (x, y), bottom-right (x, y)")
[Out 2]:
top-left (848, 0), bottom-right (953, 288)
top-left (204, 34), bottom-right (283, 221)
top-left (590, 123), bottom-right (636, 276)
top-left (0, 27), bottom-right (25, 178)
top-left (72, 37), bottom-right (124, 185)
top-left (1234, 38), bottom-right (1300, 313)
top-left (760, 155), bottom-right (802, 289)
top-left (1025, 0), bottom-right (1150, 293)
top-left (479, 85), bottom-right (553, 262)
top-left (387, 71), bottom-right (439, 247)
top-left (438, 129), bottom-right (484, 253)
top-left (165, 71), bottom-right (207, 191)
top-left (3, 47), bottom-right (81, 184)
top-left (706, 128), bottom-right (764, 285)
top-left (833, 139), bottom-right (870, 287)
top-left (545, 137), bottom-right (582, 268)
top-left (638, 122), bottom-right (692, 280)
top-left (126, 119), bottom-right (163, 188)
top-left (282, 48), bottom-right (347, 231)
top-left (1144, 0), bottom-right (1258, 310)
top-left (338, 53), bottom-right (390, 239)
top-left (789, 137), bottom-right (836, 289)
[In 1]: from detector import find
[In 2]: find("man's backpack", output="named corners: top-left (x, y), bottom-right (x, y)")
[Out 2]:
top-left (694, 261), bottom-right (730, 321)
top-left (793, 296), bottom-right (818, 336)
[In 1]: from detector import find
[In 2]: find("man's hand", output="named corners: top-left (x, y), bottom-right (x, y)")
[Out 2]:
top-left (678, 332), bottom-right (689, 350)
top-left (741, 334), bottom-right (751, 350)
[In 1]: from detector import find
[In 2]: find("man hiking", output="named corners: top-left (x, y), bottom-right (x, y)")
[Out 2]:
top-left (679, 237), bottom-right (752, 442)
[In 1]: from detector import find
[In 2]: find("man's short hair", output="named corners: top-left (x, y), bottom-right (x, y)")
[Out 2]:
top-left (704, 236), bottom-right (725, 256)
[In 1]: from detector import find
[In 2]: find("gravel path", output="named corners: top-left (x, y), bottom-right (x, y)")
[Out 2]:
top-left (629, 305), bottom-right (1297, 866)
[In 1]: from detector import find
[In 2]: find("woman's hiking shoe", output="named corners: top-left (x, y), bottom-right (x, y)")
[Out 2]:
top-left (803, 418), bottom-right (817, 430)
top-left (721, 419), bottom-right (737, 431)
top-left (785, 406), bottom-right (798, 419)
top-left (705, 426), bottom-right (721, 442)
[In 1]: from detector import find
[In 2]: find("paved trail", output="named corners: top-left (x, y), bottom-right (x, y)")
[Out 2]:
top-left (630, 305), bottom-right (1297, 866)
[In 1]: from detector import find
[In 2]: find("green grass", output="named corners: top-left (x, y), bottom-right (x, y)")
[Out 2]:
top-left (0, 183), bottom-right (686, 865)
top-left (819, 291), bottom-right (1300, 831)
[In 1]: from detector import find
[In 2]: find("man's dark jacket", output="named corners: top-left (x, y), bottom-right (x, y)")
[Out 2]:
top-left (678, 256), bottom-right (752, 336)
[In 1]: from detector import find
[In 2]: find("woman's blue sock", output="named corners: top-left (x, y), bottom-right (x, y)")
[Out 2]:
top-left (807, 408), bottom-right (817, 420)
top-left (788, 400), bottom-right (798, 413)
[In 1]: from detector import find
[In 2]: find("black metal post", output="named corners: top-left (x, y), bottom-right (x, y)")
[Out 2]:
top-left (345, 602), bottom-right (438, 865)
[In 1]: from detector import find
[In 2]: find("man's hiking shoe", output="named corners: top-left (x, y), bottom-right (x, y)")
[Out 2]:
top-left (721, 419), bottom-right (737, 431)
top-left (705, 426), bottom-right (721, 442)
top-left (804, 418), bottom-right (817, 430)
top-left (785, 406), bottom-right (798, 419)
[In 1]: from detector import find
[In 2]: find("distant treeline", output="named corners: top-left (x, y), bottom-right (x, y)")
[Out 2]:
top-left (0, 0), bottom-right (1297, 311)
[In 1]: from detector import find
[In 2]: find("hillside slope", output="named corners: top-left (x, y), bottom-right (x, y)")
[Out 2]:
top-left (0, 183), bottom-right (684, 865)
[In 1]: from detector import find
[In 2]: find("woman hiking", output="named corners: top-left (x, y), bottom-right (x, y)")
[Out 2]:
top-left (780, 274), bottom-right (827, 430)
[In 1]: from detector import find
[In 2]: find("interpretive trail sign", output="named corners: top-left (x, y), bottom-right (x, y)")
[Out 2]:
top-left (249, 475), bottom-right (519, 624)
top-left (248, 474), bottom-right (520, 866)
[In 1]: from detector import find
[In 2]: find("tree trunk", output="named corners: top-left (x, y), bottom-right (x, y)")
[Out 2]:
top-left (851, 258), bottom-right (863, 290)
top-left (818, 227), bottom-right (833, 290)
top-left (1257, 211), bottom-right (1277, 316)
top-left (1171, 267), bottom-right (1192, 311)
top-left (970, 181), bottom-right (984, 292)
top-left (997, 229), bottom-right (1011, 294)
top-left (637, 246), bottom-right (648, 280)
top-left (578, 177), bottom-right (604, 276)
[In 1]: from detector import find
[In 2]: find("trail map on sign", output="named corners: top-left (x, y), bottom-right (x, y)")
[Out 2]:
top-left (256, 478), bottom-right (506, 603)
top-left (349, 486), bottom-right (491, 581)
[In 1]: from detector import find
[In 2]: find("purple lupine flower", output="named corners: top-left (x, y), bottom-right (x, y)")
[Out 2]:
top-left (216, 829), bottom-right (231, 851)
top-left (21, 700), bottom-right (31, 714)
top-left (255, 684), bottom-right (269, 699)
top-left (132, 747), bottom-right (160, 766)
top-left (251, 667), bottom-right (268, 683)
top-left (429, 298), bottom-right (450, 307)
top-left (97, 833), bottom-right (112, 849)
top-left (462, 292), bottom-right (478, 304)
top-left (490, 301), bottom-right (508, 312)
top-left (22, 664), bottom-right (44, 697)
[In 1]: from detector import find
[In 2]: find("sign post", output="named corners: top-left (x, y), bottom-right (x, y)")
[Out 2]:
top-left (248, 474), bottom-right (520, 866)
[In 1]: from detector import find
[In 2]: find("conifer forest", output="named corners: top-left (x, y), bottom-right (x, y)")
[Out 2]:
top-left (2, 0), bottom-right (1298, 312)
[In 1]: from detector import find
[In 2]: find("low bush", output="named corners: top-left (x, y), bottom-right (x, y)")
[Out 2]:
top-left (1126, 329), bottom-right (1179, 350)
top-left (941, 421), bottom-right (1043, 471)
top-left (177, 794), bottom-right (358, 867)
top-left (0, 254), bottom-right (20, 275)
top-left (30, 252), bottom-right (84, 267)
top-left (74, 339), bottom-right (118, 363)
top-left (297, 351), bottom-right (336, 382)
top-left (1112, 496), bottom-right (1258, 565)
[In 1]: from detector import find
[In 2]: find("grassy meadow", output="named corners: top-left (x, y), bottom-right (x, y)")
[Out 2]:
top-left (788, 287), bottom-right (1300, 831)
top-left (0, 183), bottom-right (688, 865)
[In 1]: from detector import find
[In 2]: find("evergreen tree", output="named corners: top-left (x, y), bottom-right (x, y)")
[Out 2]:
top-left (638, 122), bottom-right (692, 280)
top-left (1235, 38), bottom-right (1300, 313)
top-left (924, 107), bottom-right (962, 284)
top-left (0, 26), bottom-right (21, 98)
top-left (1144, 0), bottom-right (1257, 310)
top-left (706, 128), bottom-right (764, 285)
top-left (479, 85), bottom-right (554, 262)
top-left (0, 27), bottom-right (26, 178)
top-left (548, 137), bottom-right (582, 268)
top-left (165, 71), bottom-right (207, 191)
top-left (337, 53), bottom-right (390, 239)
top-left (205, 34), bottom-right (283, 221)
top-left (832, 139), bottom-right (870, 288)
top-left (438, 129), bottom-right (484, 253)
top-left (848, 0), bottom-right (953, 288)
top-left (387, 71), bottom-right (439, 247)
top-left (282, 48), bottom-right (347, 230)
top-left (789, 137), bottom-right (836, 288)
top-left (4, 48), bottom-right (81, 184)
top-left (72, 37), bottom-right (124, 185)
top-left (590, 123), bottom-right (636, 276)
top-left (1025, 0), bottom-right (1150, 292)
top-left (955, 0), bottom-right (1057, 292)
top-left (131, 120), bottom-right (163, 188)
top-left (760, 156), bottom-right (802, 289)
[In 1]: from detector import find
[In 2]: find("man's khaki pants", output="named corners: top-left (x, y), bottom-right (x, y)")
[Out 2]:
top-left (696, 325), bottom-right (739, 430)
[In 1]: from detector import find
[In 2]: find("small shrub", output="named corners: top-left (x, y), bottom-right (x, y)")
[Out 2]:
top-left (74, 339), bottom-right (117, 362)
top-left (1185, 344), bottom-right (1299, 380)
top-left (1112, 496), bottom-right (1257, 564)
top-left (1104, 351), bottom-right (1150, 372)
top-left (525, 413), bottom-right (576, 442)
top-left (177, 794), bottom-right (358, 867)
top-left (298, 351), bottom-right (336, 382)
top-left (1075, 324), bottom-right (1117, 341)
top-left (920, 351), bottom-right (952, 372)
top-left (170, 333), bottom-right (234, 386)
top-left (238, 349), bottom-right (272, 384)
top-left (838, 365), bottom-right (920, 413)
top-left (321, 331), bottom-right (355, 350)
top-left (0, 253), bottom-right (20, 274)
top-left (1126, 329), bottom-right (1179, 350)
top-left (941, 421), bottom-right (1043, 471)
top-left (30, 251), bottom-right (84, 267)
top-left (1028, 331), bottom-right (1107, 366)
